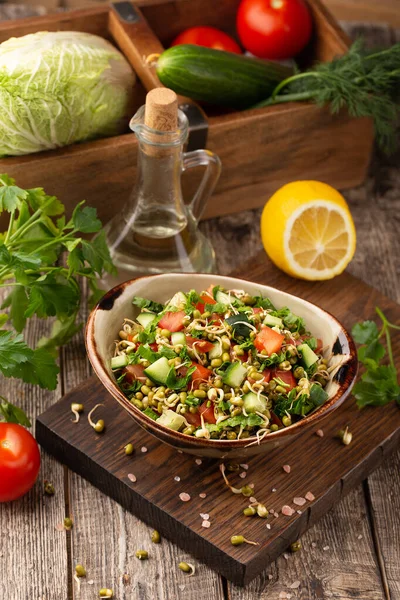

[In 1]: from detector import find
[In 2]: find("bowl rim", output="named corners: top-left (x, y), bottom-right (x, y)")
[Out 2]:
top-left (85, 273), bottom-right (358, 449)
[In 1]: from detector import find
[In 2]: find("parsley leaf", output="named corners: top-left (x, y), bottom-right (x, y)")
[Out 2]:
top-left (352, 320), bottom-right (380, 345)
top-left (0, 398), bottom-right (31, 427)
top-left (132, 296), bottom-right (164, 313)
top-left (72, 202), bottom-right (102, 233)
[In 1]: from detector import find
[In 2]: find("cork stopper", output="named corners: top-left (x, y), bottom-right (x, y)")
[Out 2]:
top-left (145, 88), bottom-right (178, 131)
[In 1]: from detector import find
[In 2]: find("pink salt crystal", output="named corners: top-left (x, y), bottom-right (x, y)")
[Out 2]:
top-left (290, 581), bottom-right (301, 589)
top-left (179, 492), bottom-right (191, 502)
top-left (274, 512), bottom-right (279, 518)
top-left (239, 472), bottom-right (247, 479)
top-left (249, 496), bottom-right (257, 504)
top-left (311, 542), bottom-right (317, 548)
top-left (283, 553), bottom-right (290, 560)
top-left (358, 534), bottom-right (363, 540)
top-left (281, 505), bottom-right (295, 516)
top-left (293, 497), bottom-right (306, 506)
top-left (268, 574), bottom-right (273, 581)
top-left (249, 483), bottom-right (255, 488)
top-left (316, 429), bottom-right (324, 438)
top-left (266, 523), bottom-right (271, 530)
top-left (141, 446), bottom-right (148, 453)
top-left (199, 493), bottom-right (207, 499)
top-left (240, 464), bottom-right (249, 470)
top-left (323, 545), bottom-right (330, 551)
top-left (195, 458), bottom-right (202, 465)
top-left (200, 513), bottom-right (209, 520)
top-left (174, 476), bottom-right (181, 482)
top-left (283, 464), bottom-right (291, 474)
top-left (272, 488), bottom-right (277, 493)
top-left (202, 520), bottom-right (211, 528)
top-left (297, 510), bottom-right (302, 515)
top-left (305, 491), bottom-right (315, 502)
top-left (55, 523), bottom-right (65, 531)
top-left (128, 473), bottom-right (137, 483)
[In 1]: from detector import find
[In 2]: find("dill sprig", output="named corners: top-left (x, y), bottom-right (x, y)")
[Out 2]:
top-left (254, 40), bottom-right (400, 153)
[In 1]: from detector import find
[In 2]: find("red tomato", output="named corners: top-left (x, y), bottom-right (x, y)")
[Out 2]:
top-left (171, 26), bottom-right (242, 54)
top-left (252, 307), bottom-right (263, 314)
top-left (124, 364), bottom-right (147, 383)
top-left (186, 336), bottom-right (214, 353)
top-left (236, 0), bottom-right (313, 59)
top-left (254, 326), bottom-right (284, 355)
top-left (0, 423), bottom-right (40, 503)
top-left (195, 292), bottom-right (216, 314)
top-left (261, 368), bottom-right (272, 383)
top-left (271, 368), bottom-right (296, 390)
top-left (199, 401), bottom-right (217, 424)
top-left (295, 336), bottom-right (323, 353)
top-left (158, 311), bottom-right (186, 332)
top-left (190, 362), bottom-right (212, 386)
top-left (185, 411), bottom-right (201, 427)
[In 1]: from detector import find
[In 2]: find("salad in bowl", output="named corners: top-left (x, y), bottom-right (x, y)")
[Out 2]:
top-left (86, 274), bottom-right (357, 458)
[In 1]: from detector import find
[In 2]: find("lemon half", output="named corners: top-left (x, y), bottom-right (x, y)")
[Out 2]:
top-left (261, 181), bottom-right (356, 281)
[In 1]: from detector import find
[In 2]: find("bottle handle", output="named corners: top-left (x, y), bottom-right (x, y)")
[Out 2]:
top-left (182, 149), bottom-right (222, 222)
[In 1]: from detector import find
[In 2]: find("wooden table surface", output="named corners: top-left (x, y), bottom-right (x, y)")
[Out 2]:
top-left (0, 6), bottom-right (399, 600)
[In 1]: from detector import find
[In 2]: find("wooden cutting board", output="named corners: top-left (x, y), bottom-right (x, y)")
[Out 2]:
top-left (36, 252), bottom-right (400, 586)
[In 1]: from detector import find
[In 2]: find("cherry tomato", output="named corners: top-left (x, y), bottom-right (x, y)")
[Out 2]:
top-left (271, 368), bottom-right (297, 390)
top-left (0, 423), bottom-right (40, 503)
top-left (186, 336), bottom-right (215, 353)
top-left (236, 0), bottom-right (313, 60)
top-left (171, 26), bottom-right (242, 54)
top-left (199, 401), bottom-right (217, 424)
top-left (195, 293), bottom-right (216, 314)
top-left (254, 326), bottom-right (284, 355)
top-left (158, 311), bottom-right (186, 332)
top-left (124, 364), bottom-right (147, 383)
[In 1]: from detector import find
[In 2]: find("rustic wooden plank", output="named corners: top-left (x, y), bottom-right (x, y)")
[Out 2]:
top-left (0, 299), bottom-right (68, 599)
top-left (326, 0), bottom-right (400, 28)
top-left (61, 283), bottom-right (224, 599)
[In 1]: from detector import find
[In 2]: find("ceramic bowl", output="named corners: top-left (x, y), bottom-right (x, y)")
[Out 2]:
top-left (86, 273), bottom-right (358, 459)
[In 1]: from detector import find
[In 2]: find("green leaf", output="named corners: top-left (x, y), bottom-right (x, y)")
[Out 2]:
top-left (63, 238), bottom-right (82, 253)
top-left (205, 302), bottom-right (227, 314)
top-left (36, 315), bottom-right (82, 352)
top-left (0, 313), bottom-right (8, 326)
top-left (0, 243), bottom-right (42, 273)
top-left (72, 204), bottom-right (102, 233)
top-left (0, 182), bottom-right (28, 212)
top-left (25, 274), bottom-right (80, 320)
top-left (26, 188), bottom-right (64, 216)
top-left (1, 285), bottom-right (29, 332)
top-left (132, 296), bottom-right (164, 313)
top-left (0, 399), bottom-right (31, 427)
top-left (358, 339), bottom-right (385, 363)
top-left (81, 231), bottom-right (116, 276)
top-left (253, 296), bottom-right (276, 311)
top-left (17, 346), bottom-right (59, 390)
top-left (225, 313), bottom-right (253, 339)
top-left (0, 330), bottom-right (32, 376)
top-left (352, 320), bottom-right (379, 344)
top-left (143, 407), bottom-right (159, 421)
top-left (67, 246), bottom-right (84, 275)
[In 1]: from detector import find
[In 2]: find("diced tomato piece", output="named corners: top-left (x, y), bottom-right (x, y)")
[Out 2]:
top-left (199, 401), bottom-right (217, 424)
top-left (315, 338), bottom-right (323, 353)
top-left (254, 326), bottom-right (284, 355)
top-left (261, 368), bottom-right (272, 383)
top-left (195, 292), bottom-right (216, 314)
top-left (186, 336), bottom-right (214, 353)
top-left (270, 411), bottom-right (283, 427)
top-left (185, 411), bottom-right (201, 427)
top-left (271, 369), bottom-right (296, 391)
top-left (149, 342), bottom-right (159, 351)
top-left (123, 364), bottom-right (147, 383)
top-left (191, 362), bottom-right (212, 387)
top-left (252, 307), bottom-right (263, 314)
top-left (158, 310), bottom-right (186, 332)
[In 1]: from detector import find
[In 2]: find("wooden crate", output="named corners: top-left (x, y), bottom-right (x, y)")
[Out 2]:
top-left (0, 0), bottom-right (373, 224)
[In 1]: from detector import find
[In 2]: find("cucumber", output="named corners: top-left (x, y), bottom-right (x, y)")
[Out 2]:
top-left (156, 45), bottom-right (293, 110)
top-left (243, 392), bottom-right (267, 414)
top-left (222, 362), bottom-right (247, 388)
top-left (156, 409), bottom-right (186, 431)
top-left (298, 343), bottom-right (319, 368)
top-left (167, 291), bottom-right (186, 310)
top-left (111, 355), bottom-right (128, 370)
top-left (209, 341), bottom-right (223, 360)
top-left (137, 312), bottom-right (156, 328)
top-left (171, 331), bottom-right (186, 346)
top-left (144, 356), bottom-right (171, 385)
top-left (215, 290), bottom-right (234, 305)
top-left (263, 314), bottom-right (283, 328)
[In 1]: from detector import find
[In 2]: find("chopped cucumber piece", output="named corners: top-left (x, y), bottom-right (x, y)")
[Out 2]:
top-left (263, 314), bottom-right (283, 328)
top-left (171, 331), bottom-right (186, 346)
top-left (215, 290), bottom-right (233, 305)
top-left (111, 355), bottom-right (128, 370)
top-left (243, 392), bottom-right (267, 414)
top-left (167, 291), bottom-right (187, 310)
top-left (298, 343), bottom-right (319, 368)
top-left (156, 409), bottom-right (186, 431)
top-left (209, 341), bottom-right (223, 359)
top-left (137, 312), bottom-right (156, 328)
top-left (144, 356), bottom-right (171, 385)
top-left (222, 362), bottom-right (247, 387)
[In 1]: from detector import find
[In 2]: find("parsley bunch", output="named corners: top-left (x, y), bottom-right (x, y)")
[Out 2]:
top-left (352, 308), bottom-right (400, 408)
top-left (0, 174), bottom-right (115, 406)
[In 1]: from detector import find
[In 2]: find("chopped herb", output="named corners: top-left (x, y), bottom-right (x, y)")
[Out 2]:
top-left (205, 302), bottom-right (227, 314)
top-left (143, 407), bottom-right (159, 421)
top-left (132, 296), bottom-right (164, 313)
